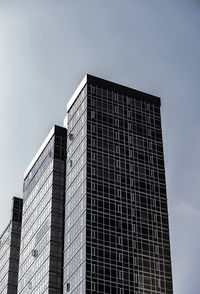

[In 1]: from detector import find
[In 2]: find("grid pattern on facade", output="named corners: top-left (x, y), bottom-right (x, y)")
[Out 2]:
top-left (85, 81), bottom-right (172, 294)
top-left (18, 126), bottom-right (66, 294)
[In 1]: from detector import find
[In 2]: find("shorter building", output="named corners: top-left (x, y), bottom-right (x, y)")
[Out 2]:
top-left (17, 125), bottom-right (67, 294)
top-left (0, 197), bottom-right (23, 294)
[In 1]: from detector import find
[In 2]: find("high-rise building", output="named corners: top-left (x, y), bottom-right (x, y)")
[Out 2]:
top-left (0, 197), bottom-right (23, 294)
top-left (64, 75), bottom-right (173, 294)
top-left (0, 74), bottom-right (173, 294)
top-left (17, 125), bottom-right (67, 294)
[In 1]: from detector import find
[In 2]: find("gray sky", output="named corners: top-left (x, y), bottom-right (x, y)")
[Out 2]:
top-left (0, 0), bottom-right (200, 293)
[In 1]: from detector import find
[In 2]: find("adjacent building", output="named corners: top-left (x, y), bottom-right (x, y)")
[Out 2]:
top-left (17, 125), bottom-right (67, 294)
top-left (64, 75), bottom-right (173, 294)
top-left (0, 197), bottom-right (23, 294)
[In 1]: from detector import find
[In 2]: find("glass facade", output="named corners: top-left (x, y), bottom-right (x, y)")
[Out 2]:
top-left (63, 86), bottom-right (87, 294)
top-left (64, 75), bottom-right (173, 294)
top-left (0, 74), bottom-right (173, 294)
top-left (18, 125), bottom-right (67, 294)
top-left (0, 197), bottom-right (23, 294)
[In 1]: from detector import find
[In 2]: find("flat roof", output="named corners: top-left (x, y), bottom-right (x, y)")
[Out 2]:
top-left (67, 75), bottom-right (87, 112)
top-left (24, 125), bottom-right (67, 180)
top-left (66, 74), bottom-right (161, 113)
top-left (24, 126), bottom-right (55, 179)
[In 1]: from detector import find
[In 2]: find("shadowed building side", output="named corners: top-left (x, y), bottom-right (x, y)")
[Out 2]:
top-left (0, 197), bottom-right (23, 294)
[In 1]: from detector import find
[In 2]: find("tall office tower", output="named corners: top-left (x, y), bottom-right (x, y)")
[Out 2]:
top-left (0, 197), bottom-right (23, 294)
top-left (17, 125), bottom-right (67, 294)
top-left (64, 75), bottom-right (173, 294)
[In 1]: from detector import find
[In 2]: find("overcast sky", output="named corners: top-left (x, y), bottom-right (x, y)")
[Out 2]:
top-left (0, 0), bottom-right (200, 293)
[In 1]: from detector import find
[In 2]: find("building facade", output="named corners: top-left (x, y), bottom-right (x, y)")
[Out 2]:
top-left (64, 75), bottom-right (173, 294)
top-left (17, 125), bottom-right (67, 294)
top-left (0, 197), bottom-right (23, 294)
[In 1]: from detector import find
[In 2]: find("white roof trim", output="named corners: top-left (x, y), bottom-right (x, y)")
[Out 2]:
top-left (63, 115), bottom-right (68, 128)
top-left (24, 126), bottom-right (55, 179)
top-left (67, 75), bottom-right (87, 112)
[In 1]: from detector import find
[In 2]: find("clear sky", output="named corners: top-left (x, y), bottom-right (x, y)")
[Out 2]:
top-left (0, 0), bottom-right (200, 293)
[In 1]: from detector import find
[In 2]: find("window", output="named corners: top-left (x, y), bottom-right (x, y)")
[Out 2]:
top-left (134, 273), bottom-right (138, 283)
top-left (155, 246), bottom-right (159, 254)
top-left (139, 166), bottom-right (145, 176)
top-left (69, 133), bottom-right (74, 140)
top-left (31, 249), bottom-right (38, 257)
top-left (147, 129), bottom-right (151, 137)
top-left (115, 132), bottom-right (119, 139)
top-left (117, 189), bottom-right (121, 197)
top-left (91, 125), bottom-right (96, 132)
top-left (92, 139), bottom-right (96, 146)
top-left (118, 253), bottom-right (123, 262)
top-left (67, 283), bottom-right (70, 292)
top-left (128, 136), bottom-right (133, 144)
top-left (154, 230), bottom-right (158, 238)
top-left (115, 106), bottom-right (119, 113)
top-left (91, 111), bottom-right (95, 118)
top-left (114, 93), bottom-right (118, 101)
top-left (134, 257), bottom-right (137, 265)
top-left (92, 182), bottom-right (96, 191)
top-left (92, 198), bottom-right (96, 206)
top-left (92, 167), bottom-right (96, 175)
top-left (115, 145), bottom-right (120, 153)
top-left (156, 262), bottom-right (160, 271)
top-left (117, 220), bottom-right (122, 228)
top-left (91, 86), bottom-right (96, 94)
top-left (70, 160), bottom-right (73, 168)
top-left (28, 281), bottom-right (32, 290)
top-left (92, 264), bottom-right (96, 273)
top-left (148, 141), bottom-right (152, 150)
top-left (119, 270), bottom-right (123, 279)
top-left (91, 230), bottom-right (96, 238)
top-left (118, 236), bottom-right (123, 245)
top-left (92, 247), bottom-right (96, 256)
top-left (135, 100), bottom-right (141, 109)
top-left (117, 204), bottom-right (122, 213)
top-left (115, 119), bottom-right (119, 126)
top-left (92, 282), bottom-right (96, 291)
top-left (137, 138), bottom-right (143, 148)
top-left (116, 160), bottom-right (120, 168)
top-left (131, 192), bottom-right (135, 202)
top-left (91, 214), bottom-right (96, 222)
